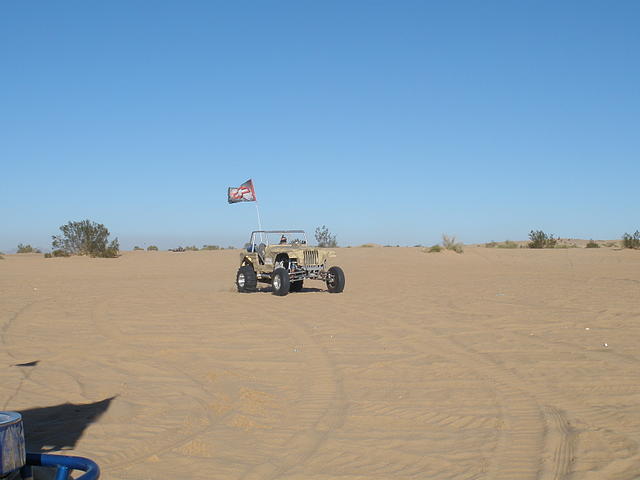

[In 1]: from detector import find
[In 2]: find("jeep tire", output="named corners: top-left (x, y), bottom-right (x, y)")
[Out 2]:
top-left (271, 268), bottom-right (290, 296)
top-left (236, 265), bottom-right (257, 292)
top-left (326, 266), bottom-right (345, 293)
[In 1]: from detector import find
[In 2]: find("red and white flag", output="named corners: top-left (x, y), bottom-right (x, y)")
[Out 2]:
top-left (228, 179), bottom-right (256, 203)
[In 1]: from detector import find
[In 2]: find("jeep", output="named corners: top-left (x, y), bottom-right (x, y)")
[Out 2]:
top-left (236, 230), bottom-right (345, 296)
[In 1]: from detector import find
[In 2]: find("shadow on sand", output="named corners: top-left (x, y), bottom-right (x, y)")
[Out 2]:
top-left (13, 360), bottom-right (40, 367)
top-left (19, 396), bottom-right (116, 452)
top-left (257, 286), bottom-right (325, 294)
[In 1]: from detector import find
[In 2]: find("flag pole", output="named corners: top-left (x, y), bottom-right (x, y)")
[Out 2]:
top-left (253, 179), bottom-right (263, 242)
top-left (255, 201), bottom-right (264, 242)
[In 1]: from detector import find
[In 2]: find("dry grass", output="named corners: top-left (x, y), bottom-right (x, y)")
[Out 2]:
top-left (442, 234), bottom-right (464, 254)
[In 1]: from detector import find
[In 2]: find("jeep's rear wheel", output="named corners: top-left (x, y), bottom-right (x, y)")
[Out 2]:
top-left (236, 265), bottom-right (257, 292)
top-left (271, 268), bottom-right (290, 296)
top-left (326, 266), bottom-right (345, 293)
top-left (290, 280), bottom-right (303, 292)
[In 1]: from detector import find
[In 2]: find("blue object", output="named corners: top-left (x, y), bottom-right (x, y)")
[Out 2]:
top-left (21, 453), bottom-right (100, 480)
top-left (1, 411), bottom-right (99, 480)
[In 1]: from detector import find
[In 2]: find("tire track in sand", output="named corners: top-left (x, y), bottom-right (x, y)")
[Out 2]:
top-left (413, 329), bottom-right (548, 480)
top-left (541, 406), bottom-right (576, 480)
top-left (342, 294), bottom-right (550, 480)
top-left (437, 292), bottom-right (640, 479)
top-left (1, 300), bottom-right (41, 410)
top-left (240, 302), bottom-right (346, 480)
top-left (87, 299), bottom-right (234, 473)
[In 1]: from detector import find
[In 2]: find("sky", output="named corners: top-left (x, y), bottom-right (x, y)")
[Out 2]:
top-left (1, 1), bottom-right (639, 251)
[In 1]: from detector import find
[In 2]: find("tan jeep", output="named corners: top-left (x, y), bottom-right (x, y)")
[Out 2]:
top-left (236, 230), bottom-right (345, 296)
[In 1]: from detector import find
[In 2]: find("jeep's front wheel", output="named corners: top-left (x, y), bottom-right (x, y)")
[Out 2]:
top-left (326, 266), bottom-right (345, 293)
top-left (236, 265), bottom-right (257, 292)
top-left (271, 268), bottom-right (290, 296)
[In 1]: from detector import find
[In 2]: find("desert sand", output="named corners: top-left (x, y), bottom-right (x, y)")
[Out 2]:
top-left (1, 246), bottom-right (639, 479)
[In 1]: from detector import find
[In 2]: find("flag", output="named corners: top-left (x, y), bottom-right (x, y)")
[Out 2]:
top-left (228, 179), bottom-right (257, 203)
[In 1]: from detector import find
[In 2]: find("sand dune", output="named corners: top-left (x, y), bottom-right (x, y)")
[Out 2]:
top-left (1, 247), bottom-right (639, 479)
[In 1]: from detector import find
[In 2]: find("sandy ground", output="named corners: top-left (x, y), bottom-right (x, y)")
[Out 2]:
top-left (1, 246), bottom-right (640, 480)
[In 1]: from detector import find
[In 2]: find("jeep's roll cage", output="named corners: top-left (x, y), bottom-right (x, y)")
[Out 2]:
top-left (246, 230), bottom-right (309, 252)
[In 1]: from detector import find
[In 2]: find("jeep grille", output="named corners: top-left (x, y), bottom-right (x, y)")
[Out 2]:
top-left (304, 249), bottom-right (319, 265)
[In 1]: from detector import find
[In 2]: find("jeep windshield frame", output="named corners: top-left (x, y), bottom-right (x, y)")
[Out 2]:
top-left (249, 230), bottom-right (308, 249)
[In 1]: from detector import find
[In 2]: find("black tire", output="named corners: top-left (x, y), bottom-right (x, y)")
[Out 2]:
top-left (271, 268), bottom-right (290, 296)
top-left (290, 280), bottom-right (303, 292)
top-left (236, 265), bottom-right (257, 292)
top-left (326, 266), bottom-right (345, 293)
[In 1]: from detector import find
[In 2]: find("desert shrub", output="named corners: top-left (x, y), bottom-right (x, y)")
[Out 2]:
top-left (185, 245), bottom-right (199, 251)
top-left (17, 244), bottom-right (41, 254)
top-left (201, 245), bottom-right (220, 250)
top-left (360, 243), bottom-right (375, 248)
top-left (605, 241), bottom-right (618, 248)
top-left (442, 234), bottom-right (463, 254)
top-left (102, 243), bottom-right (119, 258)
top-left (622, 231), bottom-right (640, 249)
top-left (586, 240), bottom-right (600, 248)
top-left (227, 246), bottom-right (235, 250)
top-left (147, 245), bottom-right (159, 251)
top-left (315, 225), bottom-right (338, 247)
top-left (52, 249), bottom-right (71, 257)
top-left (498, 240), bottom-right (518, 249)
top-left (485, 241), bottom-right (498, 248)
top-left (528, 230), bottom-right (557, 249)
top-left (52, 219), bottom-right (119, 258)
top-left (133, 246), bottom-right (144, 251)
top-left (44, 253), bottom-right (52, 258)
top-left (428, 245), bottom-right (442, 253)
top-left (170, 246), bottom-right (185, 252)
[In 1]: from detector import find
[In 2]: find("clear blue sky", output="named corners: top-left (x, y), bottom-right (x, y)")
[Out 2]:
top-left (2, 1), bottom-right (639, 251)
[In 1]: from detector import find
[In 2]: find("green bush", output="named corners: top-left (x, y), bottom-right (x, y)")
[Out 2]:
top-left (133, 246), bottom-right (144, 251)
top-left (185, 245), bottom-right (199, 251)
top-left (622, 231), bottom-right (640, 249)
top-left (52, 219), bottom-right (119, 258)
top-left (586, 240), bottom-right (600, 248)
top-left (442, 234), bottom-right (463, 254)
top-left (52, 249), bottom-right (71, 257)
top-left (17, 244), bottom-right (41, 254)
top-left (428, 245), bottom-right (442, 253)
top-left (528, 230), bottom-right (557, 248)
top-left (44, 253), bottom-right (52, 258)
top-left (201, 245), bottom-right (220, 250)
top-left (315, 225), bottom-right (338, 247)
top-left (485, 241), bottom-right (498, 248)
top-left (147, 245), bottom-right (159, 251)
